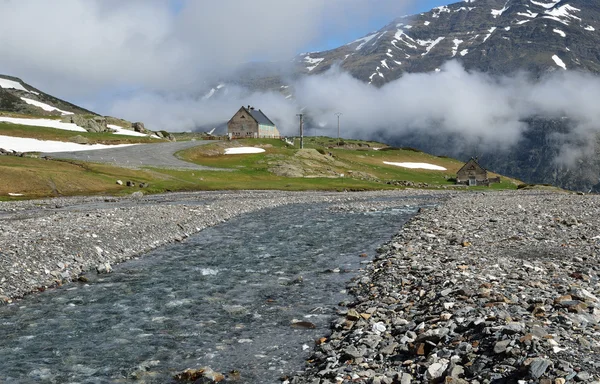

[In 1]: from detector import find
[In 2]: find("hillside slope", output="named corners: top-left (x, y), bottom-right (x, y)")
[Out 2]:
top-left (0, 75), bottom-right (96, 116)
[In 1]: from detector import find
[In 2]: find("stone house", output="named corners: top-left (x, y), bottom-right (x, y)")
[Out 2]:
top-left (227, 106), bottom-right (280, 139)
top-left (456, 158), bottom-right (500, 186)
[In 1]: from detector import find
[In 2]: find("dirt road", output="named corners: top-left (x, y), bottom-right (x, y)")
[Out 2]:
top-left (43, 141), bottom-right (218, 170)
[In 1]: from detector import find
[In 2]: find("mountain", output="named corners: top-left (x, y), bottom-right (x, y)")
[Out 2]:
top-left (296, 0), bottom-right (600, 84)
top-left (0, 75), bottom-right (96, 116)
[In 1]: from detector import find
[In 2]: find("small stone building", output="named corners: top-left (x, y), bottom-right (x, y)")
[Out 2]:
top-left (227, 106), bottom-right (280, 139)
top-left (456, 158), bottom-right (500, 186)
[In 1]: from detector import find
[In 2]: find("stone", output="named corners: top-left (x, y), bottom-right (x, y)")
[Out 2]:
top-left (575, 372), bottom-right (591, 382)
top-left (425, 360), bottom-right (449, 381)
top-left (96, 263), bottom-right (112, 274)
top-left (529, 358), bottom-right (551, 379)
top-left (116, 180), bottom-right (123, 185)
top-left (132, 122), bottom-right (147, 133)
top-left (126, 181), bottom-right (136, 187)
top-left (346, 309), bottom-right (360, 321)
top-left (494, 340), bottom-right (512, 354)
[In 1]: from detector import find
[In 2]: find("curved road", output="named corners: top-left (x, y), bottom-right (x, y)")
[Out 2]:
top-left (43, 141), bottom-right (220, 170)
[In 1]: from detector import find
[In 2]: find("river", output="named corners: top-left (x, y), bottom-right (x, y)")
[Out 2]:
top-left (0, 198), bottom-right (426, 383)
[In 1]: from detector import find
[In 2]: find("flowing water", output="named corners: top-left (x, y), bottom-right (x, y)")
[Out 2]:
top-left (0, 199), bottom-right (423, 383)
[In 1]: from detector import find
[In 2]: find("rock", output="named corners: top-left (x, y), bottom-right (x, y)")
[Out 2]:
top-left (494, 340), bottom-right (512, 354)
top-left (174, 367), bottom-right (224, 382)
top-left (131, 191), bottom-right (144, 199)
top-left (346, 309), bottom-right (360, 321)
top-left (132, 122), bottom-right (147, 133)
top-left (96, 263), bottom-right (112, 274)
top-left (116, 180), bottom-right (123, 185)
top-left (425, 360), bottom-right (448, 381)
top-left (126, 181), bottom-right (136, 187)
top-left (529, 358), bottom-right (551, 379)
top-left (576, 372), bottom-right (591, 382)
top-left (291, 321), bottom-right (316, 329)
top-left (139, 183), bottom-right (149, 188)
top-left (62, 114), bottom-right (109, 133)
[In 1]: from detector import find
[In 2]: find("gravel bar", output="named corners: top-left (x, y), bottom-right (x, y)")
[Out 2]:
top-left (288, 191), bottom-right (600, 384)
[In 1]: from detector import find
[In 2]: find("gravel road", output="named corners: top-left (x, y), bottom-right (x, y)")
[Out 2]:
top-left (42, 140), bottom-right (218, 170)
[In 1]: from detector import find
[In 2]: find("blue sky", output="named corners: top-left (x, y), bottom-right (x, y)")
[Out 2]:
top-left (303, 1), bottom-right (454, 52)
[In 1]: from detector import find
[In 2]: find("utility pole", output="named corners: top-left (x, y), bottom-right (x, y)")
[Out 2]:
top-left (297, 113), bottom-right (304, 149)
top-left (335, 112), bottom-right (342, 147)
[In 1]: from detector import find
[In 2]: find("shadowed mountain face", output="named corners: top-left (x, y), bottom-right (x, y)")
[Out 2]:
top-left (295, 0), bottom-right (600, 84)
top-left (0, 74), bottom-right (96, 116)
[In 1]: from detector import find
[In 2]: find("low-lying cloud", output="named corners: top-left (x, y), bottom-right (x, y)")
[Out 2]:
top-left (108, 61), bottom-right (600, 166)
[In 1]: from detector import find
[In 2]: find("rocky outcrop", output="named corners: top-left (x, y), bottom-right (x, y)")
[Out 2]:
top-left (61, 114), bottom-right (110, 133)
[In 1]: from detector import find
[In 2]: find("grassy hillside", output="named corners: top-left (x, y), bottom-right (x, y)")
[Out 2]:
top-left (0, 136), bottom-right (520, 199)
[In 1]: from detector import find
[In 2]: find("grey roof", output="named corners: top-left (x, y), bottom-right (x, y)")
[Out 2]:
top-left (247, 108), bottom-right (276, 127)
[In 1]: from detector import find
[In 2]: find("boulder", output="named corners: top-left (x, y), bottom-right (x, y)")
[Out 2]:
top-left (96, 263), bottom-right (112, 274)
top-left (132, 122), bottom-right (146, 133)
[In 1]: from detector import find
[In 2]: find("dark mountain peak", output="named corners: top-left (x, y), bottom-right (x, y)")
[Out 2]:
top-left (294, 0), bottom-right (599, 83)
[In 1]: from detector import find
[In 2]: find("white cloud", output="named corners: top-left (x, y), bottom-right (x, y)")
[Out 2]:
top-left (0, 0), bottom-right (416, 98)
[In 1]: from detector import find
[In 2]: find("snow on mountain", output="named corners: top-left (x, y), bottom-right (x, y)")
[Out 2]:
top-left (290, 0), bottom-right (600, 85)
top-left (20, 97), bottom-right (74, 115)
top-left (0, 117), bottom-right (87, 132)
top-left (0, 78), bottom-right (38, 94)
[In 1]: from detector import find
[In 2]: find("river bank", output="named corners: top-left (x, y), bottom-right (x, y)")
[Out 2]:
top-left (288, 191), bottom-right (600, 383)
top-left (0, 189), bottom-right (445, 302)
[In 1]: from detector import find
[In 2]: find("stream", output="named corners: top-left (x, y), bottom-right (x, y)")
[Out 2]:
top-left (0, 199), bottom-right (424, 383)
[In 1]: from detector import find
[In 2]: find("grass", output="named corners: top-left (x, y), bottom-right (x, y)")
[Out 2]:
top-left (0, 136), bottom-right (521, 199)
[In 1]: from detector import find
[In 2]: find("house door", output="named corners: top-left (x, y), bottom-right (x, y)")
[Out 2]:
top-left (469, 177), bottom-right (476, 186)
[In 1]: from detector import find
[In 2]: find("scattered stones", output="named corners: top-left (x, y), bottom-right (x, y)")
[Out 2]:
top-left (173, 366), bottom-right (224, 382)
top-left (289, 191), bottom-right (600, 383)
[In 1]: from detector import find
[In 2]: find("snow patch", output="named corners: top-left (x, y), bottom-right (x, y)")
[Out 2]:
top-left (553, 28), bottom-right (566, 37)
top-left (0, 117), bottom-right (86, 132)
top-left (483, 27), bottom-right (497, 43)
top-left (460, 49), bottom-right (469, 56)
top-left (544, 4), bottom-right (581, 24)
top-left (552, 54), bottom-right (567, 70)
top-left (424, 21), bottom-right (431, 26)
top-left (417, 37), bottom-right (445, 56)
top-left (350, 33), bottom-right (379, 51)
top-left (383, 162), bottom-right (447, 171)
top-left (491, 6), bottom-right (508, 18)
top-left (0, 78), bottom-right (37, 94)
top-left (452, 39), bottom-right (464, 57)
top-left (304, 55), bottom-right (324, 72)
top-left (107, 124), bottom-right (156, 138)
top-left (584, 25), bottom-right (595, 31)
top-left (20, 97), bottom-right (74, 115)
top-left (0, 135), bottom-right (134, 153)
top-left (530, 0), bottom-right (561, 9)
top-left (224, 147), bottom-right (266, 155)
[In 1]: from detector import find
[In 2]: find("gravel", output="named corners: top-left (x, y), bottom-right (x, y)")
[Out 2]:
top-left (287, 191), bottom-right (600, 384)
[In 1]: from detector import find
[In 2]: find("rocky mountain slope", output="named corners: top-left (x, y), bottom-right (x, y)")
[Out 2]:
top-left (0, 75), bottom-right (159, 136)
top-left (0, 75), bottom-right (96, 116)
top-left (296, 0), bottom-right (600, 84)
